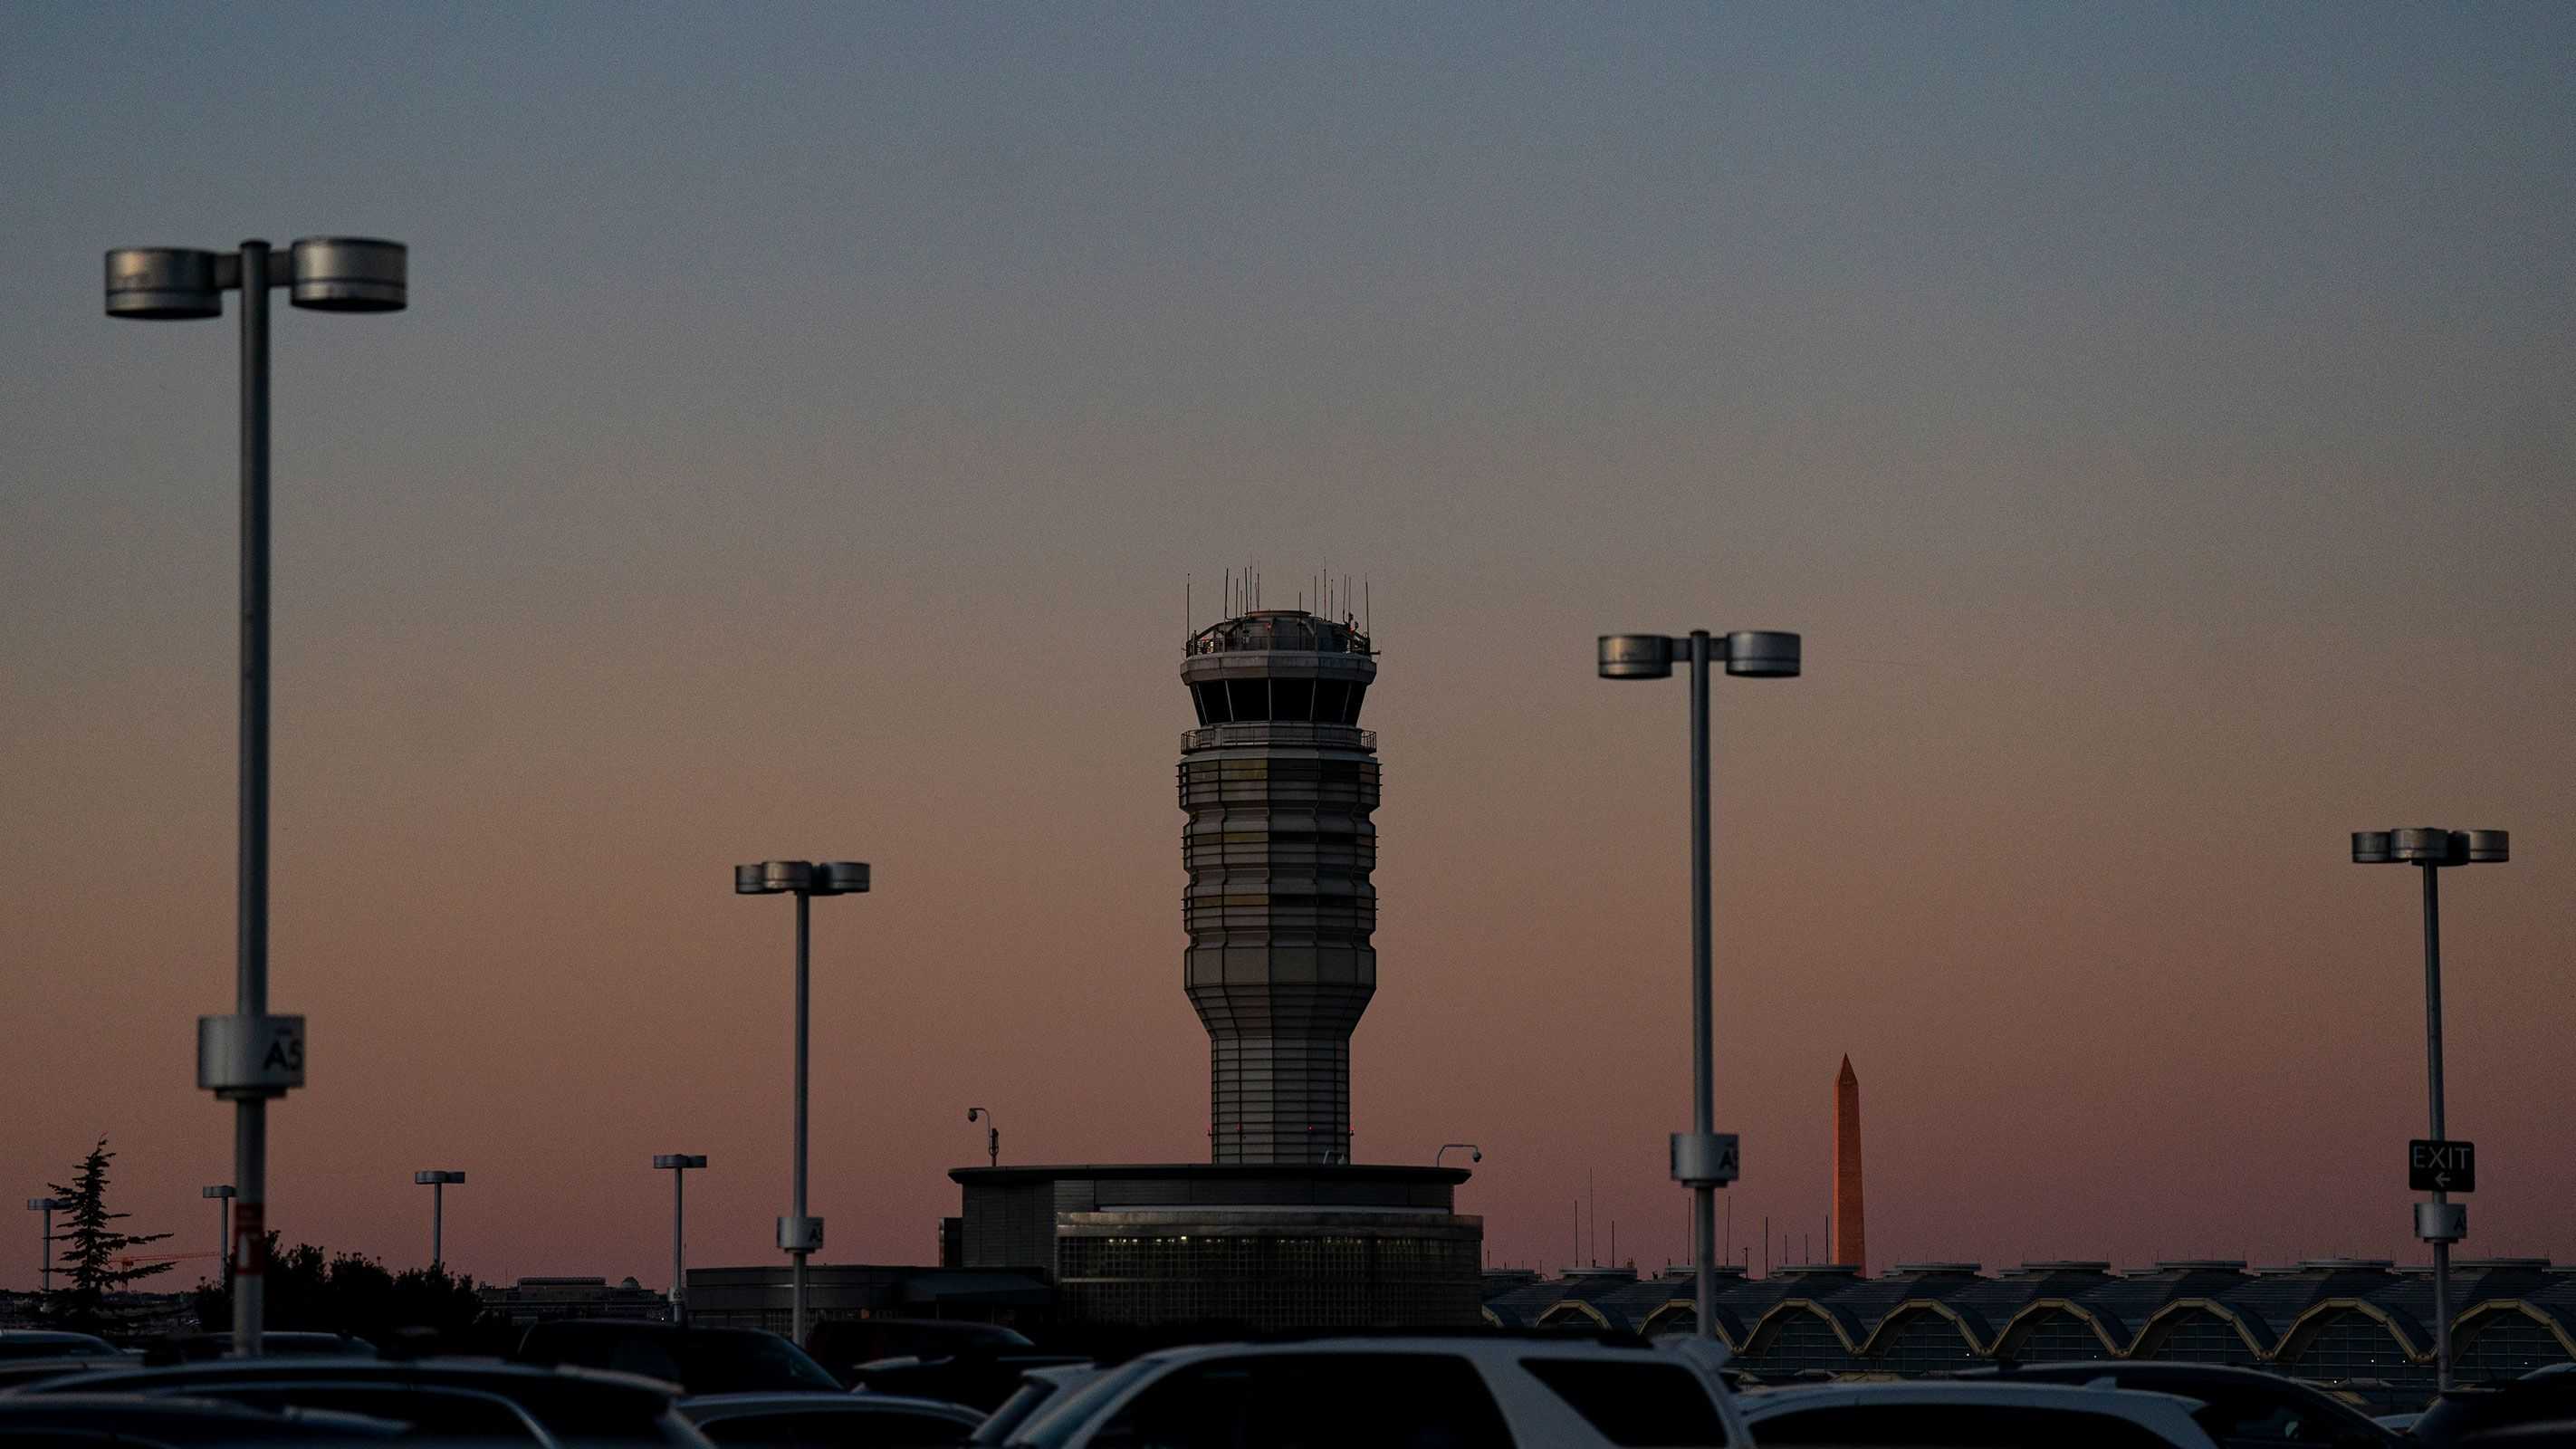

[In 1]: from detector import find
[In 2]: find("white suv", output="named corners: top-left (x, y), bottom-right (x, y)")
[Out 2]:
top-left (995, 1334), bottom-right (1750, 1447)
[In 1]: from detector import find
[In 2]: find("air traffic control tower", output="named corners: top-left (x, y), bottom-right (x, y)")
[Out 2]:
top-left (1179, 609), bottom-right (1379, 1164)
top-left (946, 604), bottom-right (1481, 1330)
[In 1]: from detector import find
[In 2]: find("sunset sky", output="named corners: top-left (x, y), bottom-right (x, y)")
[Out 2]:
top-left (5, 3), bottom-right (2571, 1294)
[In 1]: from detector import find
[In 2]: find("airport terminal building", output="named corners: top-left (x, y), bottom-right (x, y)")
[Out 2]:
top-left (1482, 1257), bottom-right (2576, 1407)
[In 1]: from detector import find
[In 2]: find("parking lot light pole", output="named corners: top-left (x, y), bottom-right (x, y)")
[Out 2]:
top-left (653, 1155), bottom-right (707, 1325)
top-left (26, 1198), bottom-right (70, 1296)
top-left (413, 1172), bottom-right (465, 1270)
top-left (1599, 629), bottom-right (1801, 1339)
top-left (2351, 827), bottom-right (2507, 1397)
top-left (736, 859), bottom-right (870, 1343)
top-left (202, 1186), bottom-right (236, 1295)
top-left (108, 235), bottom-right (407, 1359)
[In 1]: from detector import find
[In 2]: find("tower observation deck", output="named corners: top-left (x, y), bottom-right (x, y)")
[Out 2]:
top-left (1180, 609), bottom-right (1378, 1165)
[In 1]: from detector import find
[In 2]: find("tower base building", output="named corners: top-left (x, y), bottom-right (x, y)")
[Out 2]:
top-left (950, 1163), bottom-right (1481, 1329)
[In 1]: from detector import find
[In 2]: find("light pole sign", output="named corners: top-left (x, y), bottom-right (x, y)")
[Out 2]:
top-left (2409, 1139), bottom-right (2475, 1194)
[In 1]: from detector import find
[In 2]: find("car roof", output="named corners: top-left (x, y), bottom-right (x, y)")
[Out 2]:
top-left (1129, 1335), bottom-right (1709, 1367)
top-left (1977, 1360), bottom-right (2303, 1384)
top-left (1743, 1380), bottom-right (2208, 1415)
top-left (0, 1392), bottom-right (406, 1435)
top-left (19, 1354), bottom-right (682, 1401)
top-left (682, 1391), bottom-right (982, 1421)
top-left (0, 1331), bottom-right (113, 1344)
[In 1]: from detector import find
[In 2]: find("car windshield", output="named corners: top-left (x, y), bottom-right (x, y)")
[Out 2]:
top-left (680, 1334), bottom-right (845, 1395)
top-left (973, 1376), bottom-right (1085, 1445)
top-left (1008, 1361), bottom-right (1155, 1449)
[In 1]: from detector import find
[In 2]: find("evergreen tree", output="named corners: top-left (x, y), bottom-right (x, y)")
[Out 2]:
top-left (43, 1137), bottom-right (172, 1332)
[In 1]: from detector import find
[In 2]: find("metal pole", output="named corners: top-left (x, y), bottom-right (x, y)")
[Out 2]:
top-left (792, 889), bottom-right (810, 1344)
top-left (2422, 862), bottom-right (2452, 1396)
top-left (431, 1181), bottom-right (443, 1270)
top-left (672, 1165), bottom-right (686, 1327)
top-left (233, 240), bottom-right (272, 1360)
top-left (215, 1197), bottom-right (229, 1297)
top-left (1689, 630), bottom-right (1715, 1339)
top-left (41, 1204), bottom-right (52, 1296)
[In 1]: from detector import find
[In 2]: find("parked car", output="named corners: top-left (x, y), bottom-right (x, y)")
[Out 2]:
top-left (12, 1355), bottom-right (712, 1446)
top-left (0, 1356), bottom-right (130, 1390)
top-left (982, 1333), bottom-right (1749, 1447)
top-left (1954, 1359), bottom-right (2397, 1446)
top-left (1741, 1379), bottom-right (2224, 1448)
top-left (847, 1349), bottom-right (1091, 1413)
top-left (0, 1391), bottom-right (405, 1443)
top-left (146, 1330), bottom-right (379, 1363)
top-left (519, 1319), bottom-right (847, 1396)
top-left (969, 1367), bottom-right (1106, 1446)
top-left (2409, 1373), bottom-right (2576, 1446)
top-left (0, 1329), bottom-right (120, 1361)
top-left (683, 1390), bottom-right (984, 1446)
top-left (804, 1319), bottom-right (1032, 1380)
top-left (158, 1377), bottom-right (560, 1443)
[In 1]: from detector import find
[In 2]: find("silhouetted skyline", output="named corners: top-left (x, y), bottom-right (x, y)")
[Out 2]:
top-left (4, 3), bottom-right (2571, 1289)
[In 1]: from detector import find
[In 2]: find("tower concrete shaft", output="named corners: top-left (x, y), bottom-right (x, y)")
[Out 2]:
top-left (1180, 609), bottom-right (1378, 1165)
top-left (1834, 1055), bottom-right (1866, 1272)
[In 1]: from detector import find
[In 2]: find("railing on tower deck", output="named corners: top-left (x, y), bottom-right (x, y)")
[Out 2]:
top-left (1186, 616), bottom-right (1374, 657)
top-left (1183, 723), bottom-right (1376, 753)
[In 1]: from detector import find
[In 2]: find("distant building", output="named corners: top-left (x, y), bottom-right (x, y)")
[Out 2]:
top-left (681, 1264), bottom-right (1053, 1336)
top-left (1483, 1257), bottom-right (2576, 1409)
top-left (948, 1162), bottom-right (1480, 1329)
top-left (479, 1275), bottom-right (669, 1326)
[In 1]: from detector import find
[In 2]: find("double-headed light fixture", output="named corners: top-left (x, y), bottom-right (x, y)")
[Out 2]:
top-left (1598, 628), bottom-right (1801, 1340)
top-left (25, 1198), bottom-right (71, 1295)
top-left (109, 235), bottom-right (407, 1358)
top-left (735, 859), bottom-right (870, 1343)
top-left (202, 1185), bottom-right (236, 1292)
top-left (413, 1171), bottom-right (466, 1270)
top-left (2351, 825), bottom-right (2507, 1396)
top-left (653, 1155), bottom-right (709, 1326)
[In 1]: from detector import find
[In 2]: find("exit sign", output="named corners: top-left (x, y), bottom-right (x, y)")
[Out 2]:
top-left (2409, 1139), bottom-right (2475, 1193)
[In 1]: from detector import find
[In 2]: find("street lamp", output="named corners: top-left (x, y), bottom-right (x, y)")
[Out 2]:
top-left (1435, 1143), bottom-right (1482, 1167)
top-left (1597, 628), bottom-right (1801, 1339)
top-left (2351, 826), bottom-right (2508, 1396)
top-left (966, 1108), bottom-right (998, 1167)
top-left (652, 1155), bottom-right (707, 1326)
top-left (110, 235), bottom-right (407, 1359)
top-left (201, 1186), bottom-right (235, 1295)
top-left (412, 1171), bottom-right (465, 1270)
top-left (734, 859), bottom-right (870, 1343)
top-left (25, 1198), bottom-right (70, 1296)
